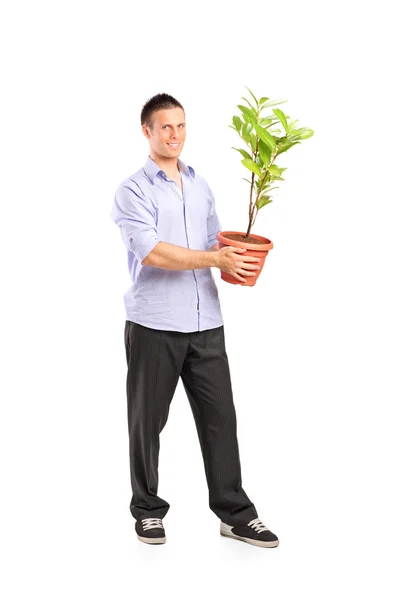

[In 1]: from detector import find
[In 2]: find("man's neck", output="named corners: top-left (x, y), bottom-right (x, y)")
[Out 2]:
top-left (150, 153), bottom-right (180, 180)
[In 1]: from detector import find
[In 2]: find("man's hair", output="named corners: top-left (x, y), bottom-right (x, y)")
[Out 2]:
top-left (141, 93), bottom-right (184, 133)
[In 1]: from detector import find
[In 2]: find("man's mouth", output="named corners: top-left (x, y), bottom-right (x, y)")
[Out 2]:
top-left (167, 143), bottom-right (180, 148)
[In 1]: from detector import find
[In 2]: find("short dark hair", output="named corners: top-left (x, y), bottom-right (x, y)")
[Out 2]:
top-left (141, 93), bottom-right (184, 132)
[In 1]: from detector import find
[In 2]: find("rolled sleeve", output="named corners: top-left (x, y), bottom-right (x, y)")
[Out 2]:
top-left (111, 181), bottom-right (160, 264)
top-left (206, 182), bottom-right (222, 249)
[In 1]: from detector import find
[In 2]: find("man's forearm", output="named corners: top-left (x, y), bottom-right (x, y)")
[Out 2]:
top-left (142, 241), bottom-right (220, 270)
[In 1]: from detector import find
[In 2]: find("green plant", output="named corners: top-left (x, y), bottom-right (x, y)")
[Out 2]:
top-left (229, 86), bottom-right (314, 239)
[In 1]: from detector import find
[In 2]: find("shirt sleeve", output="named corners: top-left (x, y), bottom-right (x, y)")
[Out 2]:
top-left (110, 181), bottom-right (160, 264)
top-left (206, 181), bottom-right (222, 249)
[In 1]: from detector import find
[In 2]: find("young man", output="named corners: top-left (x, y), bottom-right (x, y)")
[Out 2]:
top-left (110, 93), bottom-right (279, 548)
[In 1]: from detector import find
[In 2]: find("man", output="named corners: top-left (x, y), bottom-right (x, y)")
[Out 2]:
top-left (110, 93), bottom-right (279, 548)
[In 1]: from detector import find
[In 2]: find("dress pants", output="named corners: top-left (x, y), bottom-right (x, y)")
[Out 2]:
top-left (124, 320), bottom-right (258, 527)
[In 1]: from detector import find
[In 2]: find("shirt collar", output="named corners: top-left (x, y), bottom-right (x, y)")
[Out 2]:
top-left (143, 155), bottom-right (195, 183)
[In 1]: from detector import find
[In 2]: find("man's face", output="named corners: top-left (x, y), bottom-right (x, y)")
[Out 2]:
top-left (142, 107), bottom-right (186, 159)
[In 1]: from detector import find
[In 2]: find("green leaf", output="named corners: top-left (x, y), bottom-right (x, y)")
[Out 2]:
top-left (269, 164), bottom-right (287, 176)
top-left (256, 195), bottom-right (273, 210)
top-left (287, 119), bottom-right (299, 130)
top-left (249, 133), bottom-right (257, 152)
top-left (293, 127), bottom-right (314, 139)
top-left (232, 147), bottom-right (252, 161)
top-left (276, 141), bottom-right (301, 156)
top-left (259, 96), bottom-right (269, 104)
top-left (260, 99), bottom-right (288, 108)
top-left (259, 117), bottom-right (276, 126)
top-left (272, 108), bottom-right (289, 133)
top-left (239, 122), bottom-right (252, 143)
top-left (242, 131), bottom-right (252, 145)
top-left (242, 178), bottom-right (254, 185)
top-left (241, 158), bottom-right (262, 178)
top-left (244, 86), bottom-right (259, 107)
top-left (241, 97), bottom-right (256, 110)
top-left (257, 139), bottom-right (272, 167)
top-left (237, 104), bottom-right (257, 125)
top-left (232, 115), bottom-right (242, 131)
top-left (253, 123), bottom-right (276, 152)
top-left (240, 123), bottom-right (253, 147)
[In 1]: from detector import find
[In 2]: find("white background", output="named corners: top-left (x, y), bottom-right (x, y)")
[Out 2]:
top-left (1, 0), bottom-right (399, 598)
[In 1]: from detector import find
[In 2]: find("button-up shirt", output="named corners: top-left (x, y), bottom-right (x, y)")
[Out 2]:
top-left (110, 155), bottom-right (224, 332)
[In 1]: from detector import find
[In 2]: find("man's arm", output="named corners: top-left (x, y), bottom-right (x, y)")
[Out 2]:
top-left (142, 242), bottom-right (220, 270)
top-left (111, 182), bottom-right (160, 264)
top-left (142, 180), bottom-right (221, 269)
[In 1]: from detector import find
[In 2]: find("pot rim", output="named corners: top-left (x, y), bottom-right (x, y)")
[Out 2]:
top-left (217, 231), bottom-right (273, 250)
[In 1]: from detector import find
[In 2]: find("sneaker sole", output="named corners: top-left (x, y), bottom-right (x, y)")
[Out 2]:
top-left (220, 525), bottom-right (279, 548)
top-left (137, 534), bottom-right (166, 544)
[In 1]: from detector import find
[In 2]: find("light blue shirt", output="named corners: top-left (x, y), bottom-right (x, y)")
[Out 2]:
top-left (110, 155), bottom-right (224, 332)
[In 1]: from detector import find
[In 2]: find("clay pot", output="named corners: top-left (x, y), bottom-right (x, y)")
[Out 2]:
top-left (216, 231), bottom-right (273, 286)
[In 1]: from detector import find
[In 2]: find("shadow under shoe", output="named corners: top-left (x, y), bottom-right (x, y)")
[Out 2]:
top-left (220, 517), bottom-right (279, 548)
top-left (135, 518), bottom-right (166, 545)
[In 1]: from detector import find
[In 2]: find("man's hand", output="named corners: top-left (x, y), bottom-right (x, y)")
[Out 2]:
top-left (215, 246), bottom-right (261, 283)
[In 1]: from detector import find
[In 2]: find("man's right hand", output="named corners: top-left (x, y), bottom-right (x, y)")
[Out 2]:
top-left (215, 246), bottom-right (261, 283)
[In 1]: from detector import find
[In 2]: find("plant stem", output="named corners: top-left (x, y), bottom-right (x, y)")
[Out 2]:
top-left (245, 112), bottom-right (260, 239)
top-left (241, 109), bottom-right (284, 239)
top-left (245, 148), bottom-right (278, 239)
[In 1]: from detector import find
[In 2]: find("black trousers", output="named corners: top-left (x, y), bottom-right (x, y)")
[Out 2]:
top-left (124, 320), bottom-right (258, 527)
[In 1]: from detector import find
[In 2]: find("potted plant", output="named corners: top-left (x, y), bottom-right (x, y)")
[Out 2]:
top-left (217, 86), bottom-right (314, 286)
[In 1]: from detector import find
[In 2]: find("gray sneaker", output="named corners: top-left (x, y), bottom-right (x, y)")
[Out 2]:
top-left (220, 517), bottom-right (279, 548)
top-left (135, 518), bottom-right (166, 544)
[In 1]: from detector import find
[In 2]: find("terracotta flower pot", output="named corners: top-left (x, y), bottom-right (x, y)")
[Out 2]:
top-left (216, 231), bottom-right (273, 286)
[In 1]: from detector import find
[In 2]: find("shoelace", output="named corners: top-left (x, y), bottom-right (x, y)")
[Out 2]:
top-left (247, 518), bottom-right (270, 533)
top-left (141, 518), bottom-right (164, 531)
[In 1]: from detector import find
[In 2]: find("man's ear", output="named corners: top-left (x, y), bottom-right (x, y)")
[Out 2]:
top-left (142, 124), bottom-right (151, 139)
